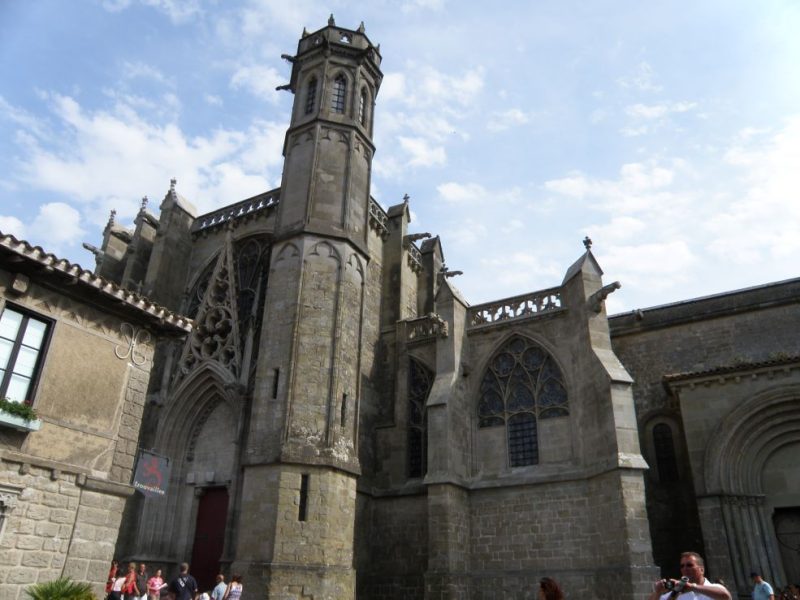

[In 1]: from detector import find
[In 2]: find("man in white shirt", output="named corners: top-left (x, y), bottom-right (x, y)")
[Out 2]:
top-left (210, 574), bottom-right (227, 600)
top-left (648, 551), bottom-right (732, 600)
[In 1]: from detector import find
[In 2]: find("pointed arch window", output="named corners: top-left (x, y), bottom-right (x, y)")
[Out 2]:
top-left (653, 423), bottom-right (679, 482)
top-left (331, 75), bottom-right (347, 114)
top-left (305, 77), bottom-right (317, 115)
top-left (358, 88), bottom-right (367, 125)
top-left (408, 358), bottom-right (433, 479)
top-left (478, 336), bottom-right (568, 467)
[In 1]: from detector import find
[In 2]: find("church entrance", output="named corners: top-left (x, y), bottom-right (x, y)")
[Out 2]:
top-left (774, 508), bottom-right (800, 586)
top-left (190, 487), bottom-right (229, 591)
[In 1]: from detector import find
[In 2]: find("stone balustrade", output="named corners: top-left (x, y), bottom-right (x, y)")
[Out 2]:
top-left (192, 190), bottom-right (280, 233)
top-left (467, 287), bottom-right (563, 329)
top-left (406, 313), bottom-right (448, 343)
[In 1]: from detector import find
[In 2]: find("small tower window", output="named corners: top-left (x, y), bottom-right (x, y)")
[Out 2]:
top-left (305, 77), bottom-right (317, 115)
top-left (359, 89), bottom-right (367, 125)
top-left (331, 75), bottom-right (347, 114)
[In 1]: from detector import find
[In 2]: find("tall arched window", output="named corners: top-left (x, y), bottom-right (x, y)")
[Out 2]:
top-left (358, 88), bottom-right (367, 125)
top-left (653, 423), bottom-right (679, 482)
top-left (304, 77), bottom-right (317, 115)
top-left (408, 358), bottom-right (433, 478)
top-left (478, 336), bottom-right (568, 467)
top-left (331, 74), bottom-right (347, 113)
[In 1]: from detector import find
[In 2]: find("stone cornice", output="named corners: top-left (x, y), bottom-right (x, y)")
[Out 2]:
top-left (664, 355), bottom-right (800, 391)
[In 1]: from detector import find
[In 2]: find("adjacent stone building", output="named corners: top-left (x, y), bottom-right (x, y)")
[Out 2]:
top-left (76, 17), bottom-right (798, 600)
top-left (0, 233), bottom-right (190, 600)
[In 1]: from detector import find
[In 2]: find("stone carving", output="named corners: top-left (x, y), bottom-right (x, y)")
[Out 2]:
top-left (175, 239), bottom-right (241, 382)
top-left (368, 198), bottom-right (389, 239)
top-left (588, 281), bottom-right (621, 313)
top-left (468, 288), bottom-right (563, 328)
top-left (406, 313), bottom-right (448, 342)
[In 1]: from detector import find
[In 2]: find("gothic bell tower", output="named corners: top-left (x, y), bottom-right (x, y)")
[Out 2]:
top-left (276, 15), bottom-right (382, 251)
top-left (230, 18), bottom-right (382, 599)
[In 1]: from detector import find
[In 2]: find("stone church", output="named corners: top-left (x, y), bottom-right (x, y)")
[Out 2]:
top-left (90, 19), bottom-right (799, 600)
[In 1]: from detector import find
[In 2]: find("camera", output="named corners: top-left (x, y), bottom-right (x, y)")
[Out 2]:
top-left (664, 577), bottom-right (690, 592)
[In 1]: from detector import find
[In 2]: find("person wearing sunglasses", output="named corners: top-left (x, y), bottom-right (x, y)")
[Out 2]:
top-left (648, 551), bottom-right (731, 599)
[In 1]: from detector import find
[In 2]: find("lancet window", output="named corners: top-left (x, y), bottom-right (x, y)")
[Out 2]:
top-left (408, 358), bottom-right (433, 479)
top-left (359, 88), bottom-right (367, 125)
top-left (653, 423), bottom-right (679, 482)
top-left (305, 77), bottom-right (317, 115)
top-left (331, 75), bottom-right (347, 114)
top-left (478, 336), bottom-right (568, 467)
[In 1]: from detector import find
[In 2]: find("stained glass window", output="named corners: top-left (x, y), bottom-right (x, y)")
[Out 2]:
top-left (478, 335), bottom-right (568, 466)
top-left (408, 358), bottom-right (433, 478)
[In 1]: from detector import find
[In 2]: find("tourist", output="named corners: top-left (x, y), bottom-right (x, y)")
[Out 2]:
top-left (122, 562), bottom-right (138, 599)
top-left (538, 577), bottom-right (564, 600)
top-left (108, 571), bottom-right (127, 600)
top-left (106, 560), bottom-right (119, 598)
top-left (648, 552), bottom-right (731, 599)
top-left (147, 568), bottom-right (166, 600)
top-left (222, 574), bottom-right (243, 600)
top-left (210, 574), bottom-right (226, 600)
top-left (751, 572), bottom-right (775, 600)
top-left (133, 562), bottom-right (148, 600)
top-left (168, 562), bottom-right (198, 600)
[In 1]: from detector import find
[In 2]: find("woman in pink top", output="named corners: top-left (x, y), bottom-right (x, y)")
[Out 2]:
top-left (146, 568), bottom-right (166, 600)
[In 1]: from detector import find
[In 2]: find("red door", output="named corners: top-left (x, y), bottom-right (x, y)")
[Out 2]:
top-left (190, 487), bottom-right (229, 592)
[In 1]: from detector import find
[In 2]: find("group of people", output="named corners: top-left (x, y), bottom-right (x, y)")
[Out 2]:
top-left (105, 560), bottom-right (243, 600)
top-left (648, 551), bottom-right (799, 600)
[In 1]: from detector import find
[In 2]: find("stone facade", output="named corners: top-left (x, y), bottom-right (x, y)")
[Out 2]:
top-left (0, 234), bottom-right (190, 600)
top-left (77, 17), bottom-right (798, 600)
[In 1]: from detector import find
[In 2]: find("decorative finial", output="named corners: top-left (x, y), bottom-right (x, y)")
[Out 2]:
top-left (140, 196), bottom-right (148, 212)
top-left (328, 14), bottom-right (335, 26)
top-left (302, 27), bottom-right (309, 37)
top-left (357, 21), bottom-right (365, 33)
top-left (583, 236), bottom-right (592, 250)
top-left (403, 193), bottom-right (410, 203)
top-left (376, 43), bottom-right (381, 53)
top-left (170, 178), bottom-right (177, 192)
top-left (107, 209), bottom-right (116, 228)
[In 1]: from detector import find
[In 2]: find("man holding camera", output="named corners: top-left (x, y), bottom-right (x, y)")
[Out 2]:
top-left (648, 552), bottom-right (732, 600)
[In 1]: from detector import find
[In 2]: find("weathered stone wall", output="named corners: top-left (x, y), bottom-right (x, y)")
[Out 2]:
top-left (609, 279), bottom-right (800, 576)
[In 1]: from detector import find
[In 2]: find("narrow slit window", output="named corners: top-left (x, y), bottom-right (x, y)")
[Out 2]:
top-left (305, 77), bottom-right (317, 115)
top-left (272, 368), bottom-right (280, 399)
top-left (298, 474), bottom-right (309, 521)
top-left (359, 89), bottom-right (367, 125)
top-left (340, 393), bottom-right (347, 428)
top-left (331, 75), bottom-right (346, 114)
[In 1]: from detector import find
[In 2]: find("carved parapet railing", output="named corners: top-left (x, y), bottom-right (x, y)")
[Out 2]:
top-left (406, 313), bottom-right (448, 343)
top-left (406, 242), bottom-right (423, 273)
top-left (368, 197), bottom-right (389, 239)
top-left (192, 190), bottom-right (280, 234)
top-left (467, 287), bottom-right (563, 330)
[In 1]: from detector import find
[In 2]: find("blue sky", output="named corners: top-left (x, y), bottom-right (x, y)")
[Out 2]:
top-left (1, 0), bottom-right (799, 314)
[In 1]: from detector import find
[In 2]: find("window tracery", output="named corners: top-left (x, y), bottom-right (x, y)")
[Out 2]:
top-left (478, 336), bottom-right (568, 467)
top-left (408, 358), bottom-right (433, 478)
top-left (359, 88), bottom-right (367, 125)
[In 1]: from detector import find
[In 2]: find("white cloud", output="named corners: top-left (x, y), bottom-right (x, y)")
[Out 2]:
top-left (398, 137), bottom-right (446, 168)
top-left (122, 61), bottom-right (171, 85)
top-left (437, 182), bottom-right (486, 203)
top-left (487, 108), bottom-right (530, 132)
top-left (616, 61), bottom-right (662, 92)
top-left (626, 101), bottom-right (696, 120)
top-left (402, 0), bottom-right (446, 12)
top-left (230, 65), bottom-right (283, 103)
top-left (205, 94), bottom-right (223, 106)
top-left (0, 216), bottom-right (26, 239)
top-left (29, 203), bottom-right (85, 248)
top-left (101, 0), bottom-right (202, 23)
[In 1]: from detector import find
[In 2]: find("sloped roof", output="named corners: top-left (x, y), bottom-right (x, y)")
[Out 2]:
top-left (0, 231), bottom-right (192, 334)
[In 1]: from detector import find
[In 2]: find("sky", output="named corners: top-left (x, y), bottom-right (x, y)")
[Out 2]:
top-left (1, 0), bottom-right (799, 315)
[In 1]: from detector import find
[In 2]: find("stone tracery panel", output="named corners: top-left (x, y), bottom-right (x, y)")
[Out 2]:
top-left (478, 335), bottom-right (568, 467)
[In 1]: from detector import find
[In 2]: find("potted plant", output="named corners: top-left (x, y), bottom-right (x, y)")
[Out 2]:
top-left (0, 397), bottom-right (41, 432)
